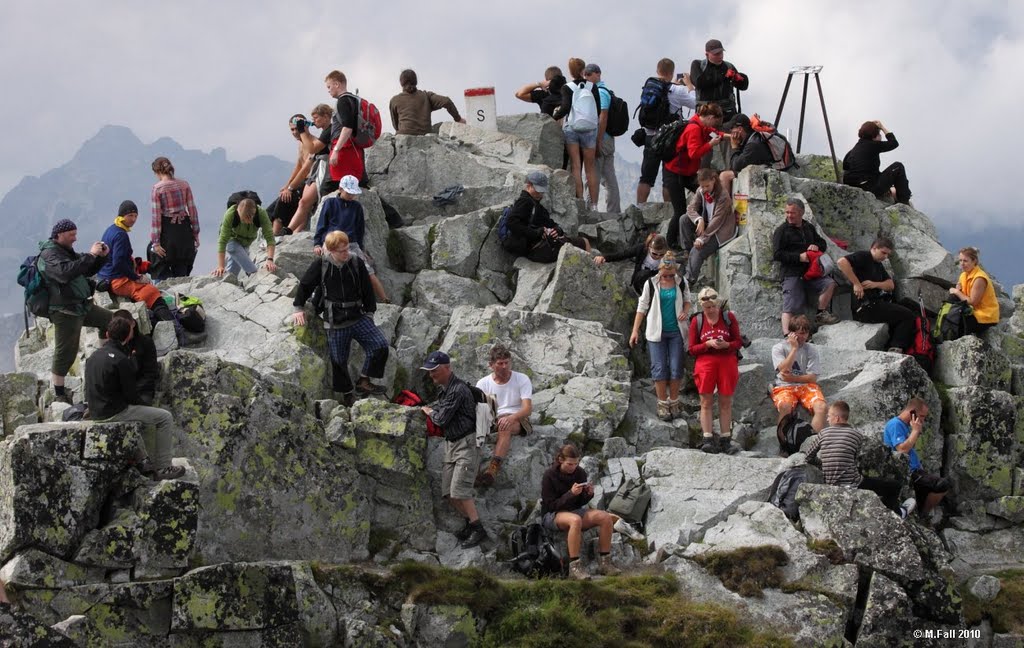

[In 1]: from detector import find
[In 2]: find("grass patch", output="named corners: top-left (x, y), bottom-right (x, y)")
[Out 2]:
top-left (692, 546), bottom-right (789, 598)
top-left (806, 539), bottom-right (845, 565)
top-left (961, 569), bottom-right (1024, 634)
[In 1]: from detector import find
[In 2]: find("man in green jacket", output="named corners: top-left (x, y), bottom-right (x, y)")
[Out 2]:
top-left (211, 198), bottom-right (278, 277)
top-left (39, 218), bottom-right (112, 404)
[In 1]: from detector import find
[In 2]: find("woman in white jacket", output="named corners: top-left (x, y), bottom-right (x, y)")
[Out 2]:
top-left (629, 252), bottom-right (692, 421)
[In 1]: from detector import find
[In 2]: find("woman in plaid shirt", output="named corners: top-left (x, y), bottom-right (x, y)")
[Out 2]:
top-left (150, 157), bottom-right (200, 279)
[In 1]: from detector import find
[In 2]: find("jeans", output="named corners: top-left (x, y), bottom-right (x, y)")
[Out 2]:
top-left (595, 134), bottom-right (621, 212)
top-left (104, 404), bottom-right (178, 470)
top-left (225, 239), bottom-right (257, 276)
top-left (662, 169), bottom-right (697, 250)
top-left (648, 330), bottom-right (684, 381)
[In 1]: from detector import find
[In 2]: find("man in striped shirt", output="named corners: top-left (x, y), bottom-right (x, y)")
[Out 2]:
top-left (805, 400), bottom-right (916, 519)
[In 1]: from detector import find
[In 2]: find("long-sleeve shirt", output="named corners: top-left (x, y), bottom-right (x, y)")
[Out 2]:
top-left (842, 133), bottom-right (899, 187)
top-left (772, 220), bottom-right (828, 277)
top-left (85, 340), bottom-right (139, 419)
top-left (313, 197), bottom-right (365, 248)
top-left (389, 89), bottom-right (462, 136)
top-left (151, 178), bottom-right (199, 246)
top-left (217, 206), bottom-right (274, 253)
top-left (427, 375), bottom-right (476, 442)
top-left (98, 220), bottom-right (139, 281)
top-left (541, 465), bottom-right (592, 514)
top-left (804, 424), bottom-right (865, 487)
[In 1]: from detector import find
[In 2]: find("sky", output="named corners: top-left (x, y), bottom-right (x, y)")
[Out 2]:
top-left (1, 0), bottom-right (1023, 232)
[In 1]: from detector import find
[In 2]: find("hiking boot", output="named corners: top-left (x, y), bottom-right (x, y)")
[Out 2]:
top-left (597, 554), bottom-right (621, 576)
top-left (719, 436), bottom-right (738, 455)
top-left (815, 310), bottom-right (840, 326)
top-left (613, 518), bottom-right (646, 542)
top-left (668, 399), bottom-right (683, 420)
top-left (656, 401), bottom-right (672, 422)
top-left (152, 465), bottom-right (185, 481)
top-left (354, 378), bottom-right (386, 397)
top-left (700, 437), bottom-right (719, 454)
top-left (453, 519), bottom-right (472, 542)
top-left (568, 559), bottom-right (590, 580)
top-left (460, 524), bottom-right (488, 549)
top-left (900, 497), bottom-right (917, 520)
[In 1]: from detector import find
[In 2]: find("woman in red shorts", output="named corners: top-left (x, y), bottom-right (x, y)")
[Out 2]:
top-left (688, 286), bottom-right (743, 455)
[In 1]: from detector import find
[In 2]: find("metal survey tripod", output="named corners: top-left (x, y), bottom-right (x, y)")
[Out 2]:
top-left (774, 66), bottom-right (840, 181)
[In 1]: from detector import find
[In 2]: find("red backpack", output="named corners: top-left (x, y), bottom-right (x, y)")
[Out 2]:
top-left (393, 390), bottom-right (443, 437)
top-left (343, 92), bottom-right (383, 149)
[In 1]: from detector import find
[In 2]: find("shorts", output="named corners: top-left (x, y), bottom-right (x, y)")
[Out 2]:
top-left (771, 384), bottom-right (826, 413)
top-left (782, 275), bottom-right (835, 314)
top-left (542, 507), bottom-right (588, 532)
top-left (441, 433), bottom-right (479, 500)
top-left (911, 469), bottom-right (950, 503)
top-left (563, 127), bottom-right (598, 149)
top-left (694, 355), bottom-right (740, 396)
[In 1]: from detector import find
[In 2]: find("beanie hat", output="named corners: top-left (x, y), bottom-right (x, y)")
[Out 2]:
top-left (117, 200), bottom-right (139, 217)
top-left (50, 219), bottom-right (77, 239)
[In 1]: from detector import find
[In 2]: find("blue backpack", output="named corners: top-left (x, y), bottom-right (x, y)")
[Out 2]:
top-left (496, 206), bottom-right (513, 242)
top-left (18, 254), bottom-right (49, 318)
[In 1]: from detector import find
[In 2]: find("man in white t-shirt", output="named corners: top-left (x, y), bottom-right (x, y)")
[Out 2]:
top-left (474, 344), bottom-right (533, 487)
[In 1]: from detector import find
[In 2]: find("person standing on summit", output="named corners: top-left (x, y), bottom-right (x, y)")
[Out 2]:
top-left (690, 39), bottom-right (748, 123)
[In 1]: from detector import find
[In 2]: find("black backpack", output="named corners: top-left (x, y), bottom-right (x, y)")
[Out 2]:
top-left (650, 119), bottom-right (690, 163)
top-left (604, 88), bottom-right (630, 137)
top-left (777, 413), bottom-right (815, 456)
top-left (635, 77), bottom-right (672, 129)
top-left (507, 523), bottom-right (564, 578)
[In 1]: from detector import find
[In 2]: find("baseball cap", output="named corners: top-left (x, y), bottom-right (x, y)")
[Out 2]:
top-left (340, 175), bottom-right (362, 195)
top-left (526, 170), bottom-right (549, 193)
top-left (725, 113), bottom-right (751, 131)
top-left (705, 39), bottom-right (725, 54)
top-left (420, 351), bottom-right (451, 370)
top-left (583, 63), bottom-right (601, 75)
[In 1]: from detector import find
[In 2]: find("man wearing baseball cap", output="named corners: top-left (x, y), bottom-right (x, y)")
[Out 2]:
top-left (38, 218), bottom-right (112, 404)
top-left (689, 38), bottom-right (748, 123)
top-left (500, 171), bottom-right (590, 263)
top-left (420, 351), bottom-right (489, 549)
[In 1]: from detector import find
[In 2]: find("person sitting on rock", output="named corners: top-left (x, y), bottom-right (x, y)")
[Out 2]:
top-left (718, 113), bottom-right (774, 193)
top-left (836, 237), bottom-right (916, 353)
top-left (771, 315), bottom-right (827, 432)
top-left (501, 171), bottom-right (590, 263)
top-left (684, 168), bottom-right (735, 285)
top-left (110, 309), bottom-right (159, 406)
top-left (97, 200), bottom-right (176, 325)
top-left (474, 344), bottom-right (533, 488)
top-left (39, 218), bottom-right (112, 405)
top-left (883, 397), bottom-right (949, 521)
top-left (950, 246), bottom-right (1000, 337)
top-left (689, 287), bottom-right (742, 455)
top-left (389, 69), bottom-right (465, 136)
top-left (629, 252), bottom-right (691, 422)
top-left (420, 351), bottom-right (489, 549)
top-left (514, 65), bottom-right (566, 118)
top-left (85, 317), bottom-right (186, 481)
top-left (541, 443), bottom-right (643, 580)
top-left (772, 198), bottom-right (839, 333)
top-left (804, 400), bottom-right (917, 519)
top-left (211, 198), bottom-right (278, 278)
top-left (842, 120), bottom-right (911, 205)
top-left (292, 231), bottom-right (388, 403)
top-left (593, 233), bottom-right (669, 296)
top-left (312, 175), bottom-right (388, 303)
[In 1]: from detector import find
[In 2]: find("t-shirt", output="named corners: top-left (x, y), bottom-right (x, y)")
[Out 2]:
top-left (331, 94), bottom-right (359, 141)
top-left (660, 287), bottom-right (680, 332)
top-left (476, 371), bottom-right (533, 417)
top-left (771, 341), bottom-right (819, 386)
top-left (843, 250), bottom-right (891, 305)
top-left (883, 416), bottom-right (921, 471)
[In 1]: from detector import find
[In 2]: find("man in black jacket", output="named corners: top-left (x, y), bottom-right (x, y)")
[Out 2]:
top-left (501, 171), bottom-right (589, 263)
top-left (772, 199), bottom-right (839, 334)
top-left (85, 317), bottom-right (185, 481)
top-left (690, 39), bottom-right (748, 122)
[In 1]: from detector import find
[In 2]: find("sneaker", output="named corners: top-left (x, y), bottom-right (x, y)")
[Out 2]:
top-left (900, 497), bottom-right (917, 519)
top-left (656, 401), bottom-right (672, 422)
top-left (668, 399), bottom-right (683, 420)
top-left (453, 519), bottom-right (472, 542)
top-left (815, 311), bottom-right (840, 325)
top-left (718, 436), bottom-right (738, 455)
top-left (700, 437), bottom-right (719, 454)
top-left (460, 524), bottom-right (488, 549)
top-left (613, 518), bottom-right (646, 541)
top-left (568, 559), bottom-right (590, 580)
top-left (597, 554), bottom-right (621, 576)
top-left (152, 465), bottom-right (185, 481)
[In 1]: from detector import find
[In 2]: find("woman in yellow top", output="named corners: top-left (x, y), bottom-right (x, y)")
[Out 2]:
top-left (949, 246), bottom-right (1000, 336)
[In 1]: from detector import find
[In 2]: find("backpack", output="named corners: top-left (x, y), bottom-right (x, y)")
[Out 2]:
top-left (749, 114), bottom-right (797, 171)
top-left (18, 254), bottom-right (49, 319)
top-left (496, 206), bottom-right (513, 242)
top-left (768, 465), bottom-right (808, 521)
top-left (393, 390), bottom-right (443, 437)
top-left (635, 77), bottom-right (672, 129)
top-left (607, 478), bottom-right (652, 524)
top-left (603, 88), bottom-right (630, 137)
top-left (650, 118), bottom-right (689, 163)
top-left (906, 297), bottom-right (935, 373)
top-left (933, 300), bottom-right (972, 343)
top-left (507, 523), bottom-right (565, 578)
top-left (777, 413), bottom-right (815, 457)
top-left (342, 92), bottom-right (383, 149)
top-left (803, 250), bottom-right (836, 280)
top-left (565, 80), bottom-right (599, 132)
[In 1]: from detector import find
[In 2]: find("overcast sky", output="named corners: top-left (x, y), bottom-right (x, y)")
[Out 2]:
top-left (1, 1), bottom-right (1022, 230)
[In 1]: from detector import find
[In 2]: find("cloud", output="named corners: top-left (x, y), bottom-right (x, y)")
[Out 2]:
top-left (1, 0), bottom-right (1022, 228)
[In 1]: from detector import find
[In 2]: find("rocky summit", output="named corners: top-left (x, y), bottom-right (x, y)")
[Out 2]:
top-left (2, 114), bottom-right (1023, 646)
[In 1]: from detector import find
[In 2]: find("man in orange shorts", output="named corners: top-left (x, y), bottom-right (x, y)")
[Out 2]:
top-left (770, 314), bottom-right (827, 431)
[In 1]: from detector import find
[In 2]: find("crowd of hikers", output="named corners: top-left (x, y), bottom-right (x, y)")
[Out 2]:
top-left (16, 41), bottom-right (1005, 581)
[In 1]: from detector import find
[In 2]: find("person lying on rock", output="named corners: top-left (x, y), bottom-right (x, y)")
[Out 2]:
top-left (683, 168), bottom-right (735, 286)
top-left (110, 310), bottom-right (159, 406)
top-left (420, 351), bottom-right (489, 549)
top-left (500, 171), bottom-right (590, 263)
top-left (211, 198), bottom-right (277, 278)
top-left (85, 317), bottom-right (185, 481)
top-left (772, 198), bottom-right (839, 333)
top-left (883, 397), bottom-right (949, 522)
top-left (842, 120), bottom-right (911, 205)
top-left (804, 400), bottom-right (917, 519)
top-left (292, 230), bottom-right (388, 403)
top-left (474, 344), bottom-right (533, 488)
top-left (688, 287), bottom-right (743, 455)
top-left (771, 315), bottom-right (827, 432)
top-left (312, 175), bottom-right (388, 303)
top-left (836, 236), bottom-right (916, 353)
top-left (541, 443), bottom-right (644, 580)
top-left (593, 232), bottom-right (669, 296)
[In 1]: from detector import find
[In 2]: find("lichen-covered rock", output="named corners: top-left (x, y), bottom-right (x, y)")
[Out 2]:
top-left (0, 603), bottom-right (77, 647)
top-left (944, 386), bottom-right (1020, 501)
top-left (430, 208), bottom-right (497, 278)
top-left (535, 245), bottom-right (637, 338)
top-left (0, 372), bottom-right (39, 439)
top-left (934, 335), bottom-right (1012, 391)
top-left (411, 270), bottom-right (499, 313)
